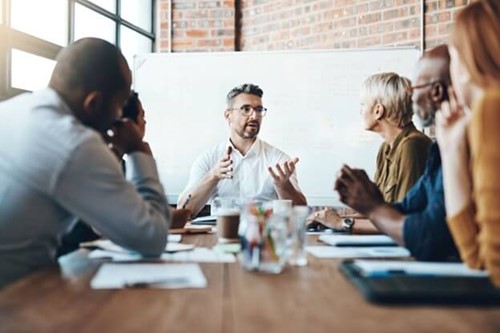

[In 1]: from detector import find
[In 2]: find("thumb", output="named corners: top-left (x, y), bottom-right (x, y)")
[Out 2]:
top-left (226, 146), bottom-right (232, 156)
top-left (290, 157), bottom-right (299, 165)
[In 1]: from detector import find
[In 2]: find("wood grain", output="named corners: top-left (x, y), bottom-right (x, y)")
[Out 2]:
top-left (0, 235), bottom-right (499, 332)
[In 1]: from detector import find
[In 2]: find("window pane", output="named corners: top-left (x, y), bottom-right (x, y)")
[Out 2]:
top-left (120, 26), bottom-right (153, 69)
top-left (11, 0), bottom-right (68, 45)
top-left (88, 0), bottom-right (116, 13)
top-left (121, 0), bottom-right (152, 31)
top-left (11, 49), bottom-right (56, 91)
top-left (74, 3), bottom-right (116, 43)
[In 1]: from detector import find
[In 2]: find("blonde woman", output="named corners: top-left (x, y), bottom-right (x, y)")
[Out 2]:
top-left (436, 0), bottom-right (500, 286)
top-left (311, 72), bottom-right (431, 231)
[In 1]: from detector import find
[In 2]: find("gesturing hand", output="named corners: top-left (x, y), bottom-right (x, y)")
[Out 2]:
top-left (268, 157), bottom-right (299, 189)
top-left (334, 165), bottom-right (385, 216)
top-left (210, 146), bottom-right (233, 180)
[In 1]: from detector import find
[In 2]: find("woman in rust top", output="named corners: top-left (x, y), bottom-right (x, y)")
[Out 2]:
top-left (436, 0), bottom-right (500, 286)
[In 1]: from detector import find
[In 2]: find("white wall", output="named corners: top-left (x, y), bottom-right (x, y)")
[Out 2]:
top-left (134, 48), bottom-right (420, 205)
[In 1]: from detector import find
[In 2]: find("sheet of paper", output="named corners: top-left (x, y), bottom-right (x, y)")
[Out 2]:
top-left (318, 234), bottom-right (396, 246)
top-left (191, 215), bottom-right (217, 225)
top-left (81, 238), bottom-right (192, 253)
top-left (352, 259), bottom-right (489, 277)
top-left (89, 247), bottom-right (236, 263)
top-left (91, 263), bottom-right (207, 289)
top-left (306, 246), bottom-right (410, 258)
top-left (168, 235), bottom-right (182, 243)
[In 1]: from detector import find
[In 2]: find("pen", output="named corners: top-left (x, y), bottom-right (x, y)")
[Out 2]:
top-left (124, 277), bottom-right (189, 288)
top-left (182, 194), bottom-right (192, 210)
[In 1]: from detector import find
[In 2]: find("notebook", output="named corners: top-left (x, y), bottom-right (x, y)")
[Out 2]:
top-left (339, 260), bottom-right (500, 305)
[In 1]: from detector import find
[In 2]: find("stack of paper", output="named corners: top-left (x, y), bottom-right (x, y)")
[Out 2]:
top-left (81, 239), bottom-right (194, 253)
top-left (89, 247), bottom-right (236, 263)
top-left (319, 235), bottom-right (397, 247)
top-left (91, 263), bottom-right (207, 289)
top-left (306, 246), bottom-right (410, 258)
top-left (352, 260), bottom-right (489, 277)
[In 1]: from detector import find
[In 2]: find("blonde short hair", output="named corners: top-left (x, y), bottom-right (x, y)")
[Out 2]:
top-left (450, 0), bottom-right (500, 87)
top-left (361, 72), bottom-right (413, 127)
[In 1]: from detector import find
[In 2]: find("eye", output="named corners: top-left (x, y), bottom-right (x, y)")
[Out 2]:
top-left (241, 105), bottom-right (253, 113)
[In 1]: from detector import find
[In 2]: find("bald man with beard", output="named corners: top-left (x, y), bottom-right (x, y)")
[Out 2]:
top-left (0, 38), bottom-right (170, 288)
top-left (334, 45), bottom-right (459, 262)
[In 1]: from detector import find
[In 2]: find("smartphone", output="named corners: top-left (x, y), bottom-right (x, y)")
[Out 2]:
top-left (122, 91), bottom-right (139, 122)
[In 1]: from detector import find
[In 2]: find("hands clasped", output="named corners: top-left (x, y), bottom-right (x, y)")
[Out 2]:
top-left (334, 165), bottom-right (384, 216)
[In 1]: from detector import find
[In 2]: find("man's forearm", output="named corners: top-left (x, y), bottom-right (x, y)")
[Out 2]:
top-left (180, 174), bottom-right (219, 216)
top-left (276, 182), bottom-right (307, 206)
top-left (367, 203), bottom-right (406, 245)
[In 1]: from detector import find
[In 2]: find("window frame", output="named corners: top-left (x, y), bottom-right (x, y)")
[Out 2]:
top-left (0, 0), bottom-right (156, 100)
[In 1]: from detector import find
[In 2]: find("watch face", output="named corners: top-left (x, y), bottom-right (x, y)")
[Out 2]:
top-left (343, 218), bottom-right (354, 226)
top-left (342, 218), bottom-right (354, 231)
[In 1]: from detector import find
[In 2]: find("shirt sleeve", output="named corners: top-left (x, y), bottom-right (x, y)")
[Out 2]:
top-left (394, 137), bottom-right (431, 202)
top-left (53, 136), bottom-right (170, 257)
top-left (399, 168), bottom-right (457, 261)
top-left (449, 91), bottom-right (500, 286)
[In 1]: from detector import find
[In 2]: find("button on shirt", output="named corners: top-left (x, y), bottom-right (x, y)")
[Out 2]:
top-left (181, 139), bottom-right (301, 203)
top-left (0, 89), bottom-right (170, 287)
top-left (393, 143), bottom-right (459, 261)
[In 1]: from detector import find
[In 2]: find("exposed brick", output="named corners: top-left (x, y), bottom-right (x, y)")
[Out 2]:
top-left (158, 0), bottom-right (469, 53)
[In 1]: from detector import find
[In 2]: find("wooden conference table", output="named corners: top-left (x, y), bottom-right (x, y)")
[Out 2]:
top-left (0, 234), bottom-right (499, 332)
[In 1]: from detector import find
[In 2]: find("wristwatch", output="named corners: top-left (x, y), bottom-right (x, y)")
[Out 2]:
top-left (341, 218), bottom-right (355, 232)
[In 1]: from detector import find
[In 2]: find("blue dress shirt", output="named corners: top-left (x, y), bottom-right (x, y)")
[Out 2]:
top-left (393, 143), bottom-right (459, 261)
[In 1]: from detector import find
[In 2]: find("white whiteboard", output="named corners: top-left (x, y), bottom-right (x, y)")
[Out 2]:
top-left (134, 48), bottom-right (420, 206)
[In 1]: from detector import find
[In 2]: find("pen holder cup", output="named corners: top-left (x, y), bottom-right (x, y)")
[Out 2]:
top-left (239, 201), bottom-right (288, 274)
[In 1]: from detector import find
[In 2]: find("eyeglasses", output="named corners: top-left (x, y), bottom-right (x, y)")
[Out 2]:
top-left (229, 105), bottom-right (268, 117)
top-left (407, 80), bottom-right (444, 93)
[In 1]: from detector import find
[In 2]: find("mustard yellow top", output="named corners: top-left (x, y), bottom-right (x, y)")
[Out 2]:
top-left (374, 122), bottom-right (432, 203)
top-left (448, 89), bottom-right (500, 287)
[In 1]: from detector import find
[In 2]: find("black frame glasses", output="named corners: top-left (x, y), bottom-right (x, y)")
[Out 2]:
top-left (407, 80), bottom-right (444, 93)
top-left (229, 105), bottom-right (268, 117)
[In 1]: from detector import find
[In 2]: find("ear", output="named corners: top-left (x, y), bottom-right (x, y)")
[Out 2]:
top-left (224, 109), bottom-right (231, 123)
top-left (430, 82), bottom-right (445, 103)
top-left (82, 91), bottom-right (104, 116)
top-left (373, 102), bottom-right (385, 120)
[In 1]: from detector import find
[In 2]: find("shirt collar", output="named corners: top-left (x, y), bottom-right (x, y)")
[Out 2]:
top-left (227, 138), bottom-right (261, 158)
top-left (384, 122), bottom-right (417, 162)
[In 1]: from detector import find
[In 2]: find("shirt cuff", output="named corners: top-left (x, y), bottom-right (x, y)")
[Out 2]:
top-left (125, 152), bottom-right (160, 184)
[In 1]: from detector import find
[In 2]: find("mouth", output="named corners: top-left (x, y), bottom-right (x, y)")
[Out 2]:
top-left (246, 121), bottom-right (259, 130)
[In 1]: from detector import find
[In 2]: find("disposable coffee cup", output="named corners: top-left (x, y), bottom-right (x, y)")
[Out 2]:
top-left (212, 198), bottom-right (240, 243)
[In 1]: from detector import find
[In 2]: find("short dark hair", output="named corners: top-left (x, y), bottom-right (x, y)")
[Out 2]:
top-left (122, 91), bottom-right (139, 121)
top-left (226, 84), bottom-right (263, 105)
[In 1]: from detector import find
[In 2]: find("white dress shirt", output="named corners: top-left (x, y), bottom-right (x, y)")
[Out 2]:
top-left (180, 138), bottom-right (301, 204)
top-left (0, 88), bottom-right (170, 287)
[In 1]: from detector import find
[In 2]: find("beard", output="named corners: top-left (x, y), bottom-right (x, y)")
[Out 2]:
top-left (238, 121), bottom-right (260, 139)
top-left (414, 103), bottom-right (436, 128)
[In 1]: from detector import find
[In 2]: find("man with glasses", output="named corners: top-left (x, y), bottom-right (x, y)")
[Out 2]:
top-left (178, 83), bottom-right (307, 216)
top-left (334, 45), bottom-right (459, 261)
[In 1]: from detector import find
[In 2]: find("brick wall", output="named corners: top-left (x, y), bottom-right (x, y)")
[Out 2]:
top-left (158, 0), bottom-right (236, 52)
top-left (157, 0), bottom-right (469, 52)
